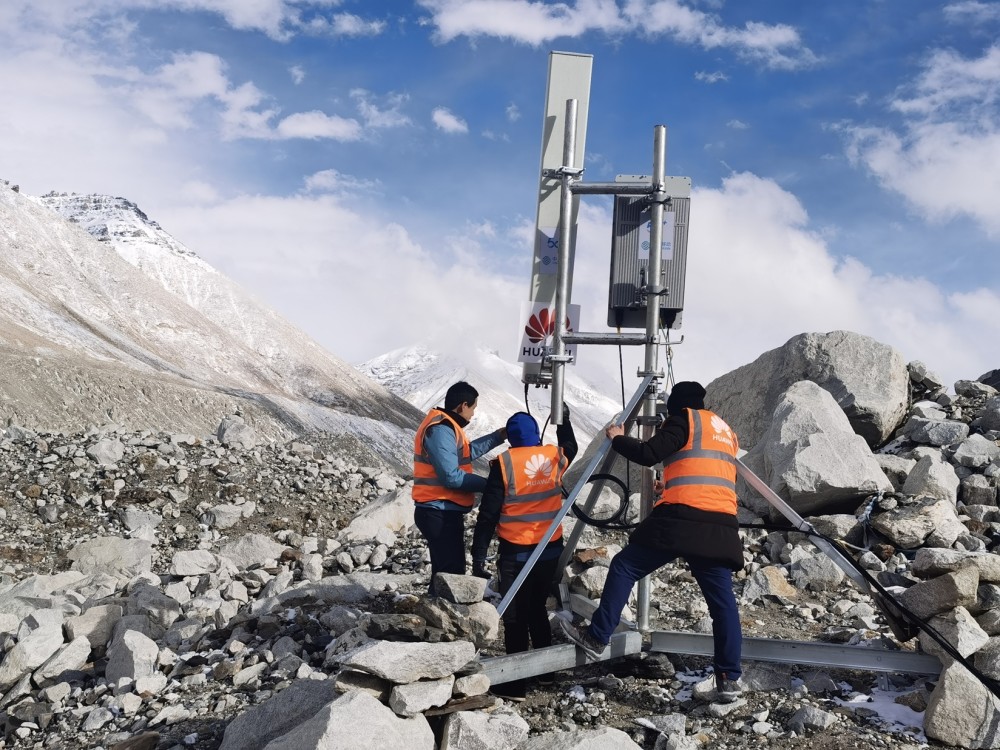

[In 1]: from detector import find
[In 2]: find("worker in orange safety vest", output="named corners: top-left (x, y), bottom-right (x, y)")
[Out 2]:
top-left (560, 381), bottom-right (746, 704)
top-left (472, 407), bottom-right (577, 701)
top-left (412, 381), bottom-right (507, 594)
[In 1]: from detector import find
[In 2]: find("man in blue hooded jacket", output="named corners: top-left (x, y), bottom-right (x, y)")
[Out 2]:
top-left (472, 407), bottom-right (577, 700)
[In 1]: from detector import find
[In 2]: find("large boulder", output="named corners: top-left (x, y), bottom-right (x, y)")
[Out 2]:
top-left (741, 381), bottom-right (892, 517)
top-left (706, 331), bottom-right (909, 449)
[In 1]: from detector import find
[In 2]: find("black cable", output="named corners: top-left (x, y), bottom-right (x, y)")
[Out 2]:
top-left (523, 382), bottom-right (530, 417)
top-left (568, 473), bottom-right (638, 530)
top-left (742, 520), bottom-right (1000, 701)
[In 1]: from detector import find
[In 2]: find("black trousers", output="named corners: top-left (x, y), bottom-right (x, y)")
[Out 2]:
top-left (413, 506), bottom-right (467, 594)
top-left (497, 553), bottom-right (560, 695)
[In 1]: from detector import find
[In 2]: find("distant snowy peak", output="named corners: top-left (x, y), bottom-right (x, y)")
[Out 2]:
top-left (38, 192), bottom-right (213, 272)
top-left (361, 344), bottom-right (621, 450)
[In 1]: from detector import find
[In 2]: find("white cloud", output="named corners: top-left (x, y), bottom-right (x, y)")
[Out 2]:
top-left (289, 65), bottom-right (305, 84)
top-left (351, 89), bottom-right (412, 128)
top-left (726, 119), bottom-right (748, 130)
top-left (944, 1), bottom-right (1000, 24)
top-left (303, 168), bottom-right (380, 193)
top-left (159, 192), bottom-right (523, 367)
top-left (432, 106), bottom-right (469, 134)
top-left (329, 12), bottom-right (386, 36)
top-left (0, 0), bottom-right (348, 41)
top-left (275, 110), bottom-right (363, 140)
top-left (841, 44), bottom-right (1000, 236)
top-left (482, 129), bottom-right (510, 141)
top-left (417, 0), bottom-right (816, 69)
top-left (151, 169), bottom-right (997, 401)
top-left (506, 102), bottom-right (521, 121)
top-left (695, 70), bottom-right (728, 83)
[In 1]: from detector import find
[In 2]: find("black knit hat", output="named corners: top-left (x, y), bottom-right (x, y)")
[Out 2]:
top-left (665, 381), bottom-right (706, 416)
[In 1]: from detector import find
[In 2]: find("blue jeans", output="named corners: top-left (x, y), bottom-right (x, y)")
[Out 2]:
top-left (588, 542), bottom-right (742, 679)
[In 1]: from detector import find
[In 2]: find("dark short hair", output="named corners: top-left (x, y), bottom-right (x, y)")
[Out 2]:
top-left (445, 381), bottom-right (479, 411)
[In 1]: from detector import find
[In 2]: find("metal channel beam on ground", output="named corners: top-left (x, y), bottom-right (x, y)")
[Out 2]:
top-left (482, 631), bottom-right (642, 685)
top-left (649, 631), bottom-right (941, 675)
top-left (562, 588), bottom-right (636, 635)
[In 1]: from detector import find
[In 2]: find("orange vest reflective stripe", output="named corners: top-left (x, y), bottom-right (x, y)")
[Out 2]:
top-left (412, 409), bottom-right (476, 507)
top-left (497, 444), bottom-right (568, 545)
top-left (656, 409), bottom-right (739, 515)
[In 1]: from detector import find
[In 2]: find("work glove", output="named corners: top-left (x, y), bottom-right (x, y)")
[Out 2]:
top-left (562, 404), bottom-right (571, 422)
top-left (472, 560), bottom-right (492, 580)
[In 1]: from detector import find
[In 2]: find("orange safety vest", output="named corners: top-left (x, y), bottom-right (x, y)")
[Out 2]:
top-left (656, 409), bottom-right (739, 515)
top-left (497, 444), bottom-right (569, 545)
top-left (412, 409), bottom-right (476, 507)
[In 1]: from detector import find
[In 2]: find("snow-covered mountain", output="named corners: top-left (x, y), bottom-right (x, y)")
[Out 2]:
top-left (360, 345), bottom-right (622, 455)
top-left (0, 181), bottom-right (422, 468)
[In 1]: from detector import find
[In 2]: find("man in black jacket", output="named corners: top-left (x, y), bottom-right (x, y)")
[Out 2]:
top-left (560, 381), bottom-right (745, 703)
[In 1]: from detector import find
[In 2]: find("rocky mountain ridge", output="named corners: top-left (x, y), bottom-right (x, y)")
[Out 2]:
top-left (0, 180), bottom-right (422, 469)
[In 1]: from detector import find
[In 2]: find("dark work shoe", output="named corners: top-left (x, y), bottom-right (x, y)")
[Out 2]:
top-left (491, 680), bottom-right (527, 702)
top-left (559, 619), bottom-right (607, 661)
top-left (715, 673), bottom-right (743, 703)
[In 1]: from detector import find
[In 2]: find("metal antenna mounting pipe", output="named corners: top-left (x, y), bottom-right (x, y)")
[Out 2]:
top-left (636, 125), bottom-right (668, 630)
top-left (550, 98), bottom-right (577, 426)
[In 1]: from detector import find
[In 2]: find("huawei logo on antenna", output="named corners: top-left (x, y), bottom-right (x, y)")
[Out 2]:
top-left (524, 308), bottom-right (573, 344)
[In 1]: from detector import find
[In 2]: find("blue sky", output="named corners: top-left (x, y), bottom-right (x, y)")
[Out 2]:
top-left (1, 1), bottom-right (998, 395)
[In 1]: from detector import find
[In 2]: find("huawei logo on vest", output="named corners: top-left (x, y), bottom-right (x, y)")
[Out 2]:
top-left (709, 414), bottom-right (735, 447)
top-left (524, 453), bottom-right (554, 482)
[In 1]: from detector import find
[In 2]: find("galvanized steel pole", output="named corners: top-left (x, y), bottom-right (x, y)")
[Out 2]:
top-left (636, 125), bottom-right (668, 630)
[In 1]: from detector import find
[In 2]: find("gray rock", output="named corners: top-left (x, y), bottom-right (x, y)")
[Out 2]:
top-left (962, 475), bottom-right (998, 506)
top-left (262, 690), bottom-right (435, 750)
top-left (953, 434), bottom-right (1000, 469)
top-left (918, 607), bottom-right (990, 660)
top-left (898, 566), bottom-right (980, 620)
top-left (388, 674), bottom-right (454, 716)
top-left (219, 678), bottom-right (339, 750)
top-left (441, 708), bottom-right (530, 749)
top-left (67, 537), bottom-right (152, 580)
top-left (975, 637), bottom-right (1000, 680)
top-left (741, 566), bottom-right (798, 603)
top-left (874, 454), bottom-right (916, 492)
top-left (871, 498), bottom-right (965, 549)
top-left (66, 604), bottom-right (123, 649)
top-left (956, 380), bottom-right (999, 399)
top-left (217, 415), bottom-right (258, 449)
top-left (218, 534), bottom-right (287, 571)
top-left (925, 659), bottom-right (1000, 748)
top-left (976, 397), bottom-right (1000, 432)
top-left (744, 381), bottom-right (892, 516)
top-left (0, 625), bottom-right (64, 691)
top-left (106, 629), bottom-right (158, 683)
top-left (790, 553), bottom-right (845, 592)
top-left (706, 331), bottom-right (909, 448)
top-left (434, 573), bottom-right (486, 605)
top-left (788, 705), bottom-right (838, 732)
top-left (519, 727), bottom-right (644, 749)
top-left (909, 361), bottom-right (946, 390)
top-left (903, 417), bottom-right (970, 447)
top-left (342, 640), bottom-right (477, 684)
top-left (86, 437), bottom-right (125, 466)
top-left (902, 454), bottom-right (960, 504)
top-left (911, 549), bottom-right (1000, 582)
top-left (33, 635), bottom-right (91, 685)
top-left (340, 483), bottom-right (416, 543)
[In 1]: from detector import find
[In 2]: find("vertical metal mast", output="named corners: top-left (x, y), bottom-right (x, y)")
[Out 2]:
top-left (636, 125), bottom-right (668, 630)
top-left (550, 99), bottom-right (578, 424)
